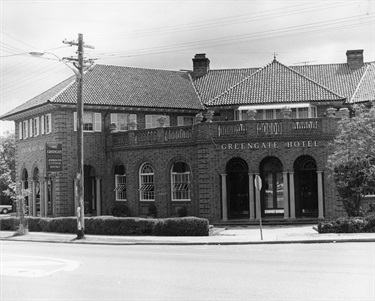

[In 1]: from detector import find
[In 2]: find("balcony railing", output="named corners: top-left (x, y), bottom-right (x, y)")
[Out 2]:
top-left (111, 117), bottom-right (337, 148)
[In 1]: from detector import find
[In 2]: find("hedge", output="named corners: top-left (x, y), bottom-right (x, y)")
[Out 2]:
top-left (318, 214), bottom-right (375, 233)
top-left (0, 216), bottom-right (209, 236)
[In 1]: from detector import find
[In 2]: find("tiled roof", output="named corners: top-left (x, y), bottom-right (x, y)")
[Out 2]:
top-left (1, 64), bottom-right (204, 119)
top-left (205, 60), bottom-right (345, 106)
top-left (1, 76), bottom-right (76, 119)
top-left (193, 68), bottom-right (258, 104)
top-left (52, 65), bottom-right (204, 110)
top-left (291, 62), bottom-right (374, 104)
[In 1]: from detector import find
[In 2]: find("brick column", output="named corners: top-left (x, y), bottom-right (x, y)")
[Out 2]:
top-left (248, 173), bottom-right (255, 220)
top-left (283, 171), bottom-right (289, 219)
top-left (289, 171), bottom-right (296, 219)
top-left (317, 171), bottom-right (324, 219)
top-left (96, 178), bottom-right (101, 216)
top-left (221, 174), bottom-right (228, 221)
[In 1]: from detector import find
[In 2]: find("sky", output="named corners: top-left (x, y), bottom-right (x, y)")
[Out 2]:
top-left (1, 0), bottom-right (374, 135)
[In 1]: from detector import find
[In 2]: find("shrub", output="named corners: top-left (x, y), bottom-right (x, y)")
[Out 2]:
top-left (48, 217), bottom-right (77, 233)
top-left (176, 206), bottom-right (188, 217)
top-left (148, 203), bottom-right (157, 217)
top-left (112, 204), bottom-right (130, 217)
top-left (26, 217), bottom-right (42, 232)
top-left (153, 217), bottom-right (209, 236)
top-left (0, 217), bottom-right (18, 231)
top-left (318, 215), bottom-right (375, 233)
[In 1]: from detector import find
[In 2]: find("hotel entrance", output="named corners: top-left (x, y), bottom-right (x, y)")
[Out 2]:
top-left (226, 158), bottom-right (249, 219)
top-left (260, 157), bottom-right (284, 217)
top-left (294, 156), bottom-right (318, 217)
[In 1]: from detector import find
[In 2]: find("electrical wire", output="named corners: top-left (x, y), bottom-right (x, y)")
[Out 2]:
top-left (94, 14), bottom-right (374, 60)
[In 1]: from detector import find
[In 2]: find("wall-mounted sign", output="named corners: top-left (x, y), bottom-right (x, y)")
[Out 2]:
top-left (220, 140), bottom-right (319, 150)
top-left (46, 143), bottom-right (62, 173)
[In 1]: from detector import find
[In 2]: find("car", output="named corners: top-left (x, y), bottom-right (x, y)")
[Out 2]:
top-left (0, 204), bottom-right (12, 214)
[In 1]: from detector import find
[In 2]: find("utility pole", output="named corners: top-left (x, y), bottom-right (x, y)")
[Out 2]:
top-left (63, 33), bottom-right (94, 239)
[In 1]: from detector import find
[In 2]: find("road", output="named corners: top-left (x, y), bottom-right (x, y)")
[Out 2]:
top-left (1, 241), bottom-right (374, 301)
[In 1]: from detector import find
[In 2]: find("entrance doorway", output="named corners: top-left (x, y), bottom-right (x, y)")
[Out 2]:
top-left (32, 168), bottom-right (41, 216)
top-left (84, 165), bottom-right (101, 215)
top-left (260, 157), bottom-right (284, 216)
top-left (21, 168), bottom-right (29, 215)
top-left (294, 156), bottom-right (318, 217)
top-left (226, 158), bottom-right (249, 219)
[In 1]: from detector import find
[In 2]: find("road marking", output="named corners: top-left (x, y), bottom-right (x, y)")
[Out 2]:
top-left (1, 254), bottom-right (82, 278)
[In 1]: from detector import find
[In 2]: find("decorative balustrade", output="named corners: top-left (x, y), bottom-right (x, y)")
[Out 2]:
top-left (218, 123), bottom-right (247, 137)
top-left (111, 117), bottom-right (335, 148)
top-left (164, 127), bottom-right (193, 141)
top-left (135, 129), bottom-right (158, 144)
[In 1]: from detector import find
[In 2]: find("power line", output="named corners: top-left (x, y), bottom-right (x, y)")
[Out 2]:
top-left (1, 32), bottom-right (37, 49)
top-left (94, 14), bottom-right (374, 60)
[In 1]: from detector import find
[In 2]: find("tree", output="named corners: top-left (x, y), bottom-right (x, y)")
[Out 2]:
top-left (327, 105), bottom-right (375, 216)
top-left (0, 131), bottom-right (16, 204)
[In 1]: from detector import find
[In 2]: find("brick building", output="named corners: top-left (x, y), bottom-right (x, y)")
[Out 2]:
top-left (1, 49), bottom-right (374, 224)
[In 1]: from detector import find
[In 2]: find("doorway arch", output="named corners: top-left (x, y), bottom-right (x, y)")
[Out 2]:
top-left (294, 156), bottom-right (318, 217)
top-left (260, 157), bottom-right (284, 216)
top-left (226, 158), bottom-right (249, 219)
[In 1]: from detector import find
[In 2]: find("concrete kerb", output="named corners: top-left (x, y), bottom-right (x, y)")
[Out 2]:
top-left (1, 231), bottom-right (374, 246)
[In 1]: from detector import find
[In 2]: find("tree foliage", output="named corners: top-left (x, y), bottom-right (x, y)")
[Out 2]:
top-left (327, 105), bottom-right (375, 216)
top-left (0, 131), bottom-right (16, 204)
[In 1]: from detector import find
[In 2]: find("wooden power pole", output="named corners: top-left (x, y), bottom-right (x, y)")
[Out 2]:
top-left (63, 33), bottom-right (94, 239)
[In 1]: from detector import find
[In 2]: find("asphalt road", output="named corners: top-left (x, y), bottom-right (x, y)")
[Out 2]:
top-left (1, 241), bottom-right (374, 301)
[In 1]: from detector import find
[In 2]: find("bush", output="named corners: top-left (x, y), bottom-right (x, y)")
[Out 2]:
top-left (26, 217), bottom-right (42, 232)
top-left (112, 204), bottom-right (130, 217)
top-left (318, 215), bottom-right (375, 233)
top-left (0, 217), bottom-right (18, 231)
top-left (48, 217), bottom-right (77, 233)
top-left (1, 216), bottom-right (209, 236)
top-left (176, 206), bottom-right (188, 217)
top-left (148, 203), bottom-right (157, 217)
top-left (153, 217), bottom-right (209, 236)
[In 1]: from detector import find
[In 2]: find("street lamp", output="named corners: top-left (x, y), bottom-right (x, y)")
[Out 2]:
top-left (29, 34), bottom-right (86, 239)
top-left (29, 51), bottom-right (79, 76)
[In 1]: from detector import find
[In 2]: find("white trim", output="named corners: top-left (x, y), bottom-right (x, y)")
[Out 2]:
top-left (238, 103), bottom-right (312, 111)
top-left (94, 113), bottom-right (102, 132)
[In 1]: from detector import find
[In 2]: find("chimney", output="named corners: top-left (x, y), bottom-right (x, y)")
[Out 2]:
top-left (193, 53), bottom-right (210, 78)
top-left (346, 49), bottom-right (364, 69)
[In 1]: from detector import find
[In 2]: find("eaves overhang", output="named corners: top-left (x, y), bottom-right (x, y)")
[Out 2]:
top-left (0, 103), bottom-right (56, 121)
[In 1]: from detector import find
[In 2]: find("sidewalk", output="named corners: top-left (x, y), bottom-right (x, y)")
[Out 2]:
top-left (1, 225), bottom-right (374, 245)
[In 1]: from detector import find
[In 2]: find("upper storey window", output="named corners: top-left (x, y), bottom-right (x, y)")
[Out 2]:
top-left (110, 113), bottom-right (137, 131)
top-left (235, 104), bottom-right (317, 121)
top-left (73, 112), bottom-right (102, 132)
top-left (146, 115), bottom-right (170, 129)
top-left (18, 114), bottom-right (51, 140)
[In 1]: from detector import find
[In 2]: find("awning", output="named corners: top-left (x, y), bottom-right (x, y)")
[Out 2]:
top-left (139, 184), bottom-right (155, 192)
top-left (238, 103), bottom-right (311, 111)
top-left (114, 184), bottom-right (126, 192)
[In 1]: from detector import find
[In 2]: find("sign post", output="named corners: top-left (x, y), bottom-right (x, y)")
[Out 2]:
top-left (254, 175), bottom-right (263, 240)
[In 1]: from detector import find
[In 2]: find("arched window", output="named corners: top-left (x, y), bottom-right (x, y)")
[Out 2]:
top-left (139, 163), bottom-right (155, 201)
top-left (171, 162), bottom-right (190, 201)
top-left (114, 164), bottom-right (126, 201)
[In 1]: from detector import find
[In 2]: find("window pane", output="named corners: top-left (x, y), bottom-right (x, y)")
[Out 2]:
top-left (172, 162), bottom-right (190, 200)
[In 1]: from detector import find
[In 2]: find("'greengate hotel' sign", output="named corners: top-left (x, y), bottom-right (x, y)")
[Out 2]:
top-left (220, 140), bottom-right (319, 150)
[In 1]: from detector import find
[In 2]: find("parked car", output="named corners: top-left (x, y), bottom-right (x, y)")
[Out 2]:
top-left (0, 204), bottom-right (12, 214)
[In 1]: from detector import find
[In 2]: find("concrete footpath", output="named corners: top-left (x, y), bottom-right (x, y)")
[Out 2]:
top-left (1, 225), bottom-right (375, 245)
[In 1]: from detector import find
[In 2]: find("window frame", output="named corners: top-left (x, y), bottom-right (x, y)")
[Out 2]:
top-left (139, 163), bottom-right (155, 201)
top-left (171, 162), bottom-right (191, 202)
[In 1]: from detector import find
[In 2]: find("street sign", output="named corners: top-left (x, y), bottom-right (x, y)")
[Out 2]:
top-left (254, 175), bottom-right (262, 191)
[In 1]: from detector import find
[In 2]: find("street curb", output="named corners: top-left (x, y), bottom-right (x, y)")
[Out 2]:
top-left (1, 237), bottom-right (374, 246)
